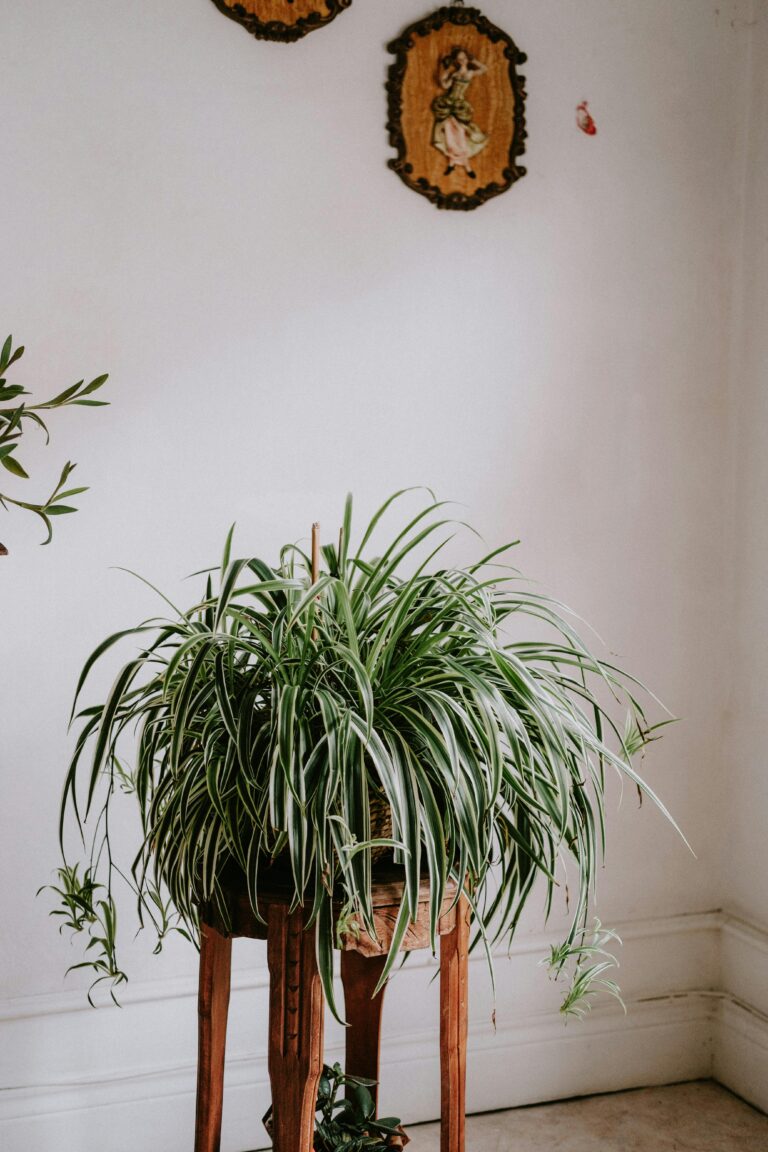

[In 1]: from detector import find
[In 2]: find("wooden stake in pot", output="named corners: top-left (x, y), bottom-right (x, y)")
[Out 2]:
top-left (311, 522), bottom-right (320, 585)
top-left (311, 522), bottom-right (320, 641)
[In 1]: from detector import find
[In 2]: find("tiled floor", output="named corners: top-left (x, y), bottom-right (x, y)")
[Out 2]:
top-left (406, 1081), bottom-right (768, 1151)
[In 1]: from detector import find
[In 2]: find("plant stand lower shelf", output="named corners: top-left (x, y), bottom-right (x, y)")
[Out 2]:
top-left (195, 870), bottom-right (470, 1152)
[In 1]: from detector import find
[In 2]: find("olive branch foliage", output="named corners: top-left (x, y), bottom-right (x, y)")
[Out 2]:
top-left (49, 491), bottom-right (679, 1016)
top-left (0, 334), bottom-right (108, 546)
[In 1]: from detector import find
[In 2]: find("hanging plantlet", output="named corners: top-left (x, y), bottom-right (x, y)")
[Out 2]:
top-left (386, 3), bottom-right (527, 210)
top-left (209, 0), bottom-right (352, 43)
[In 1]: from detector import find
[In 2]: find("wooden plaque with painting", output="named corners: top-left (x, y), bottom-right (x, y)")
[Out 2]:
top-left (386, 5), bottom-right (527, 210)
top-left (209, 0), bottom-right (352, 43)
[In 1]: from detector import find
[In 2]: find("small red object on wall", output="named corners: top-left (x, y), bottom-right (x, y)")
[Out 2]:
top-left (576, 100), bottom-right (597, 135)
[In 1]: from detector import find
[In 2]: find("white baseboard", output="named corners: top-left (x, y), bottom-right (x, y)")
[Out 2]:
top-left (715, 912), bottom-right (768, 1113)
top-left (1, 909), bottom-right (765, 1152)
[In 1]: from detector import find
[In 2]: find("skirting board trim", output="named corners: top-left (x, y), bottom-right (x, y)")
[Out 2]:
top-left (0, 907), bottom-right (765, 1150)
top-left (0, 908), bottom-right (723, 1025)
top-left (0, 992), bottom-right (713, 1116)
top-left (715, 996), bottom-right (768, 1113)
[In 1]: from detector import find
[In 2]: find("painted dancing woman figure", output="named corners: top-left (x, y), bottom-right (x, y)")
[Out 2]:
top-left (431, 47), bottom-right (489, 178)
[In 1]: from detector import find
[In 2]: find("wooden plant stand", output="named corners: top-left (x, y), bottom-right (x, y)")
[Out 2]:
top-left (195, 870), bottom-right (470, 1152)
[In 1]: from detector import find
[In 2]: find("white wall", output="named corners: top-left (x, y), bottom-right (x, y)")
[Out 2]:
top-left (0, 1), bottom-right (763, 1148)
top-left (725, 0), bottom-right (768, 927)
top-left (715, 0), bottom-right (768, 1104)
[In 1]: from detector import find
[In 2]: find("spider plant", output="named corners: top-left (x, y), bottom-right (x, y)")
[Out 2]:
top-left (50, 490), bottom-right (680, 1015)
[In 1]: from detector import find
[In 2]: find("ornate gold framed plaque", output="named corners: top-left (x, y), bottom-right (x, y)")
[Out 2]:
top-left (210, 0), bottom-right (352, 43)
top-left (386, 5), bottom-right (527, 210)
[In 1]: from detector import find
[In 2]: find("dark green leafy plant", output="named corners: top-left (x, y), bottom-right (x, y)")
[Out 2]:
top-left (263, 1063), bottom-right (408, 1150)
top-left (50, 491), bottom-right (681, 1015)
top-left (0, 334), bottom-right (108, 548)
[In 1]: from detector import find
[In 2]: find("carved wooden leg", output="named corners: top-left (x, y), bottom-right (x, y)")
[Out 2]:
top-left (341, 950), bottom-right (388, 1113)
top-left (267, 904), bottom-right (324, 1152)
top-left (440, 895), bottom-right (470, 1152)
top-left (195, 923), bottom-right (232, 1152)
